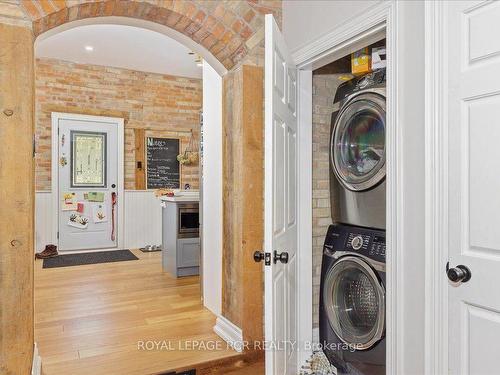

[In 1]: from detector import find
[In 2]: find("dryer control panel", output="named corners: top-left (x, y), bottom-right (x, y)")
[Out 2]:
top-left (323, 224), bottom-right (386, 263)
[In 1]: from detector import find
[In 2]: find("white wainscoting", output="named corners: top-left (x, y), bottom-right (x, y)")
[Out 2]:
top-left (35, 190), bottom-right (161, 252)
top-left (35, 191), bottom-right (54, 253)
top-left (123, 190), bottom-right (162, 249)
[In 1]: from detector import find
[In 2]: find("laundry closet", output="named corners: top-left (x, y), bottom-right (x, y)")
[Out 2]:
top-left (311, 39), bottom-right (387, 375)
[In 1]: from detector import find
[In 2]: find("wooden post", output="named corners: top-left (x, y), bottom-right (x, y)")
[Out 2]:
top-left (134, 128), bottom-right (146, 190)
top-left (0, 23), bottom-right (35, 374)
top-left (222, 65), bottom-right (264, 345)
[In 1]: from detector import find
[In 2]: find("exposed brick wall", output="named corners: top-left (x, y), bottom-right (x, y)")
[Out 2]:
top-left (19, 0), bottom-right (282, 70)
top-left (35, 57), bottom-right (202, 191)
top-left (312, 74), bottom-right (343, 328)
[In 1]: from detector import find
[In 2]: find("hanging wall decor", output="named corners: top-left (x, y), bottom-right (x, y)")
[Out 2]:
top-left (177, 129), bottom-right (199, 165)
top-left (62, 192), bottom-right (77, 211)
top-left (92, 203), bottom-right (108, 223)
top-left (85, 191), bottom-right (105, 202)
top-left (68, 213), bottom-right (89, 229)
top-left (146, 137), bottom-right (180, 189)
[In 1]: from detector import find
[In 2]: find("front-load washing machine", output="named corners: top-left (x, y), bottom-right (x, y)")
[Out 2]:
top-left (320, 223), bottom-right (386, 375)
top-left (330, 69), bottom-right (386, 229)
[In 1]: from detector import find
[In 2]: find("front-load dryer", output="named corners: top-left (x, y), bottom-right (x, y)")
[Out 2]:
top-left (320, 223), bottom-right (386, 375)
top-left (330, 69), bottom-right (386, 229)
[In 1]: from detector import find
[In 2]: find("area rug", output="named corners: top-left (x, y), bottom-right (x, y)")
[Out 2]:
top-left (299, 350), bottom-right (337, 375)
top-left (42, 249), bottom-right (138, 268)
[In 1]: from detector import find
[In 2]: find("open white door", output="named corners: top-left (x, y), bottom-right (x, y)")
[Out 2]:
top-left (443, 1), bottom-right (500, 373)
top-left (264, 14), bottom-right (298, 375)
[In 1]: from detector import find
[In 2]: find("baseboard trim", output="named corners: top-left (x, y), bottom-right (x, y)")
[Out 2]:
top-left (213, 315), bottom-right (243, 353)
top-left (32, 343), bottom-right (42, 375)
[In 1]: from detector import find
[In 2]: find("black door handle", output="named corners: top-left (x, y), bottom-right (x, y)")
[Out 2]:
top-left (446, 262), bottom-right (471, 283)
top-left (254, 251), bottom-right (271, 266)
top-left (254, 251), bottom-right (265, 263)
top-left (274, 250), bottom-right (289, 264)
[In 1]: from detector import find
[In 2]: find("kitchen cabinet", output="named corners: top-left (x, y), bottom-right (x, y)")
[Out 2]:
top-left (160, 194), bottom-right (200, 278)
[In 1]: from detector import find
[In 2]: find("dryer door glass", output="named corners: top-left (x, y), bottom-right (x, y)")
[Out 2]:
top-left (323, 256), bottom-right (385, 350)
top-left (331, 93), bottom-right (386, 191)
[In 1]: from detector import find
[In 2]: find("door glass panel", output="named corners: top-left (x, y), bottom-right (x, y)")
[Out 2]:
top-left (323, 257), bottom-right (384, 349)
top-left (331, 94), bottom-right (386, 191)
top-left (71, 131), bottom-right (107, 187)
top-left (337, 106), bottom-right (385, 178)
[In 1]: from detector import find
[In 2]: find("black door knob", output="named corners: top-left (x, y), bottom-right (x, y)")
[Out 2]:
top-left (274, 250), bottom-right (289, 264)
top-left (447, 264), bottom-right (471, 283)
top-left (254, 251), bottom-right (265, 263)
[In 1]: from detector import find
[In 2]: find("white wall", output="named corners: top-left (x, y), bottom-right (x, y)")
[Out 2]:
top-left (283, 1), bottom-right (426, 374)
top-left (282, 0), bottom-right (382, 52)
top-left (201, 61), bottom-right (223, 316)
top-left (35, 190), bottom-right (161, 252)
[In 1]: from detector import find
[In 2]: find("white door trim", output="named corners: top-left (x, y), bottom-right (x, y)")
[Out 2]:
top-left (292, 1), bottom-right (402, 373)
top-left (296, 69), bottom-right (313, 367)
top-left (424, 1), bottom-right (448, 374)
top-left (50, 112), bottom-right (125, 251)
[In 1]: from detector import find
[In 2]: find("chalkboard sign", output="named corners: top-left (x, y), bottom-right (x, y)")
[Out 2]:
top-left (146, 137), bottom-right (180, 189)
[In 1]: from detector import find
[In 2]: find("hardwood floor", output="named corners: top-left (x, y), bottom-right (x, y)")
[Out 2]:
top-left (35, 249), bottom-right (257, 375)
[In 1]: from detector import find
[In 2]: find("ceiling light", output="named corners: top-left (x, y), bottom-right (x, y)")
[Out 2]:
top-left (84, 45), bottom-right (94, 52)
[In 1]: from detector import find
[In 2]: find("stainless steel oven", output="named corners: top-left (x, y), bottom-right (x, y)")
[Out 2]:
top-left (178, 203), bottom-right (199, 238)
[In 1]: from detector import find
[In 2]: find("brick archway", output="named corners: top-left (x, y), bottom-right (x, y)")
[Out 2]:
top-left (0, 2), bottom-right (281, 373)
top-left (20, 0), bottom-right (280, 70)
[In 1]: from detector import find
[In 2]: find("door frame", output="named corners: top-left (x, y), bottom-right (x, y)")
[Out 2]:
top-left (424, 1), bottom-right (448, 373)
top-left (292, 1), bottom-right (402, 372)
top-left (50, 112), bottom-right (125, 251)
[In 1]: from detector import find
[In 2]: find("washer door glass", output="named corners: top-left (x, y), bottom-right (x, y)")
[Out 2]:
top-left (331, 93), bottom-right (386, 191)
top-left (323, 256), bottom-right (385, 350)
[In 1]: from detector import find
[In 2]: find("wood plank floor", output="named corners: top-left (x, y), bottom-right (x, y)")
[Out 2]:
top-left (35, 249), bottom-right (254, 375)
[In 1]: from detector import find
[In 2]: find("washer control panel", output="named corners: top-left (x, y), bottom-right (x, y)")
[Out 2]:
top-left (323, 223), bottom-right (386, 263)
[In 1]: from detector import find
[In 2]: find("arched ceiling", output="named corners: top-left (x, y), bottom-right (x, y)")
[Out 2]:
top-left (36, 23), bottom-right (203, 78)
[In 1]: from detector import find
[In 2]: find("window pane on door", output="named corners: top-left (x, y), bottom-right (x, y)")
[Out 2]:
top-left (71, 131), bottom-right (107, 187)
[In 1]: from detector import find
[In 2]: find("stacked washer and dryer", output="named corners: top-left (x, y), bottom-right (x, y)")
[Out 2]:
top-left (319, 68), bottom-right (387, 375)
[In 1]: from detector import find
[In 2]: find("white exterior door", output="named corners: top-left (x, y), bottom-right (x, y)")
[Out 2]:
top-left (53, 113), bottom-right (124, 251)
top-left (264, 14), bottom-right (298, 375)
top-left (444, 1), bottom-right (500, 373)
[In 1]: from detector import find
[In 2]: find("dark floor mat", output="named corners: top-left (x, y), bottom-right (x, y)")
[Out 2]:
top-left (42, 249), bottom-right (138, 268)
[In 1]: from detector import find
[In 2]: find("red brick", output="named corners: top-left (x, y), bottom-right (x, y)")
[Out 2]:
top-left (193, 9), bottom-right (205, 24)
top-left (212, 22), bottom-right (226, 39)
top-left (213, 3), bottom-right (225, 19)
top-left (38, 0), bottom-right (57, 15)
top-left (184, 2), bottom-right (197, 18)
top-left (204, 14), bottom-right (217, 30)
top-left (240, 25), bottom-right (253, 40)
top-left (243, 8), bottom-right (256, 23)
top-left (231, 19), bottom-right (243, 34)
top-left (221, 30), bottom-right (234, 44)
top-left (51, 0), bottom-right (66, 11)
top-left (102, 0), bottom-right (115, 16)
top-left (35, 58), bottom-right (202, 190)
top-left (23, 0), bottom-right (283, 70)
top-left (21, 0), bottom-right (42, 19)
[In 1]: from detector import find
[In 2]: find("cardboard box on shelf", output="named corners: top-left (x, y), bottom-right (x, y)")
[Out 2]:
top-left (372, 46), bottom-right (387, 69)
top-left (351, 47), bottom-right (371, 75)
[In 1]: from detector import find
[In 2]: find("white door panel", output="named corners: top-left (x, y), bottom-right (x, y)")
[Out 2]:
top-left (265, 14), bottom-right (298, 375)
top-left (55, 114), bottom-right (123, 251)
top-left (446, 1), bottom-right (500, 374)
